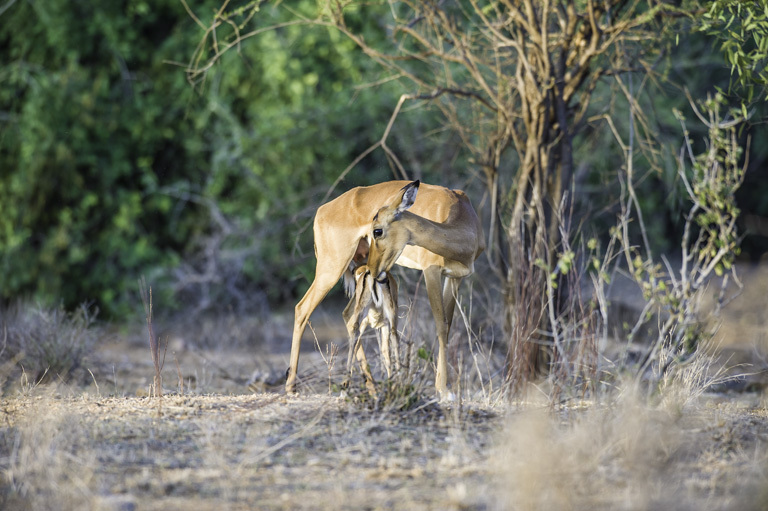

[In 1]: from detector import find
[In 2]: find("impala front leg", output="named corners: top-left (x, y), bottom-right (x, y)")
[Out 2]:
top-left (343, 298), bottom-right (376, 395)
top-left (378, 325), bottom-right (393, 379)
top-left (389, 325), bottom-right (400, 374)
top-left (355, 343), bottom-right (377, 398)
top-left (346, 332), bottom-right (375, 393)
top-left (342, 296), bottom-right (358, 386)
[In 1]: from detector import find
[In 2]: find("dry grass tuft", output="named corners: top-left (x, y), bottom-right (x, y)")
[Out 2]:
top-left (491, 384), bottom-right (768, 511)
top-left (0, 302), bottom-right (99, 388)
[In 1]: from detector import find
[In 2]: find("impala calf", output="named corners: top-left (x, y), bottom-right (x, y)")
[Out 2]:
top-left (342, 265), bottom-right (399, 388)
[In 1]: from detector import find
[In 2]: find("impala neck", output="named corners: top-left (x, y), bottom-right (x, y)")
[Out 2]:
top-left (400, 211), bottom-right (471, 262)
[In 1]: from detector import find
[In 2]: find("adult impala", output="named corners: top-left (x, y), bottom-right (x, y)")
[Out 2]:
top-left (286, 180), bottom-right (485, 397)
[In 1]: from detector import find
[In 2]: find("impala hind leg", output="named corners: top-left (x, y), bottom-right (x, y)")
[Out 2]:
top-left (443, 277), bottom-right (460, 337)
top-left (287, 277), bottom-right (335, 393)
top-left (288, 252), bottom-right (359, 393)
top-left (424, 266), bottom-right (455, 399)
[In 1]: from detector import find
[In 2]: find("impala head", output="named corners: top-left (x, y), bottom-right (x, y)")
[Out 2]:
top-left (367, 180), bottom-right (419, 280)
top-left (354, 265), bottom-right (387, 310)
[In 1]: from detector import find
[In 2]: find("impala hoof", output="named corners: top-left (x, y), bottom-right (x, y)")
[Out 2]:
top-left (285, 368), bottom-right (299, 394)
top-left (439, 391), bottom-right (457, 403)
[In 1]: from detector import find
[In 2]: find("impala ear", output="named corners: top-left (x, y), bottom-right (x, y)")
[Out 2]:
top-left (395, 180), bottom-right (419, 215)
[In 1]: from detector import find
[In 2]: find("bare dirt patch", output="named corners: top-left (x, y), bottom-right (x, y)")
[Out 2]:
top-left (1, 390), bottom-right (498, 510)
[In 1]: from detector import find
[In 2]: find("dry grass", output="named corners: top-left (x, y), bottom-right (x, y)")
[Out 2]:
top-left (0, 390), bottom-right (497, 510)
top-left (0, 373), bottom-right (766, 510)
top-left (493, 391), bottom-right (768, 511)
top-left (0, 302), bottom-right (99, 386)
top-left (0, 392), bottom-right (96, 510)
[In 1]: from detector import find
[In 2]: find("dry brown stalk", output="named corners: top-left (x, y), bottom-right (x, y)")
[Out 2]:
top-left (139, 277), bottom-right (165, 398)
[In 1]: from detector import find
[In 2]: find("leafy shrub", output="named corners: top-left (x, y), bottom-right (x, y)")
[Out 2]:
top-left (0, 0), bottom-right (411, 316)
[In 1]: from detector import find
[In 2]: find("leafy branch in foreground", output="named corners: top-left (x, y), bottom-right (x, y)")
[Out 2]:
top-left (700, 0), bottom-right (768, 103)
top-left (621, 93), bottom-right (746, 378)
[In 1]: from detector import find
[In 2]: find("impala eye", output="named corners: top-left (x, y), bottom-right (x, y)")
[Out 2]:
top-left (373, 228), bottom-right (383, 239)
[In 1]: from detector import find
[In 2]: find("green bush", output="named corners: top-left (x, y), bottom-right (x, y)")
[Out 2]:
top-left (0, 1), bottom-right (416, 316)
top-left (0, 1), bottom-right (214, 316)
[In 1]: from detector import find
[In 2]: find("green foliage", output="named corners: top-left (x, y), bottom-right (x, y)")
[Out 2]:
top-left (0, 0), bottom-right (409, 315)
top-left (700, 0), bottom-right (768, 102)
top-left (0, 0), bottom-right (215, 315)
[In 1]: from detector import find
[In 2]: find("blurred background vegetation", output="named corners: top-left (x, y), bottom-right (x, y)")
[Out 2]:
top-left (1, 0), bottom-right (766, 320)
